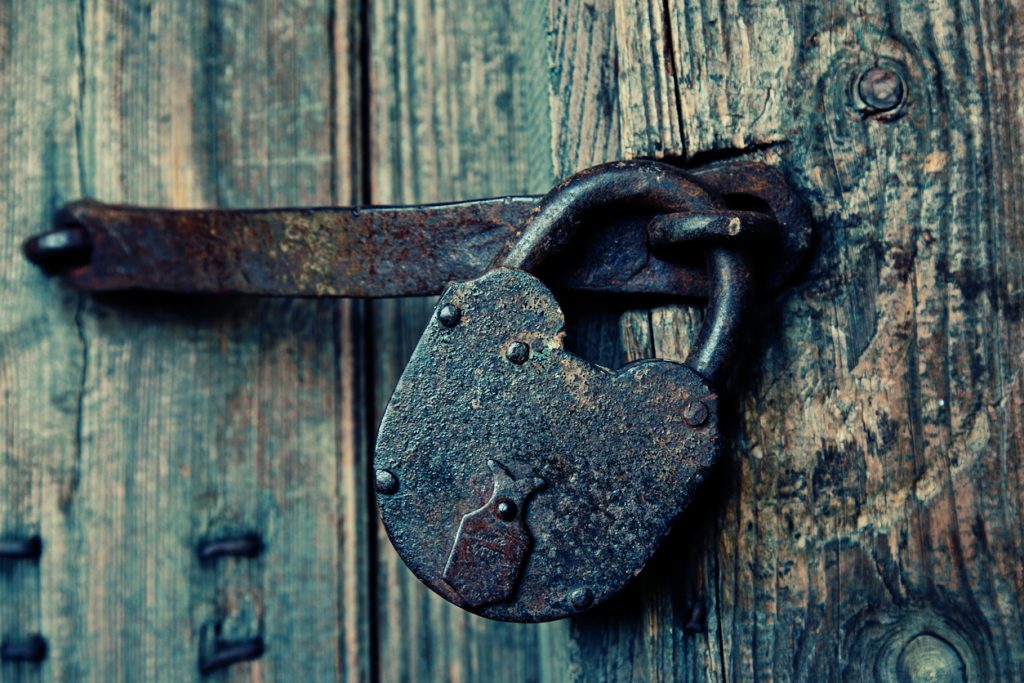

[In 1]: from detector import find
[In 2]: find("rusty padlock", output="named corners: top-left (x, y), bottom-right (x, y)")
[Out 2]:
top-left (373, 161), bottom-right (755, 622)
top-left (19, 155), bottom-right (808, 624)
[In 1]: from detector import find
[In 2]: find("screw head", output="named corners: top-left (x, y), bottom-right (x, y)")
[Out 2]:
top-left (857, 66), bottom-right (905, 113)
top-left (683, 399), bottom-right (709, 427)
top-left (375, 469), bottom-right (399, 495)
top-left (437, 304), bottom-right (461, 327)
top-left (494, 499), bottom-right (518, 521)
top-left (568, 588), bottom-right (593, 611)
top-left (506, 341), bottom-right (530, 364)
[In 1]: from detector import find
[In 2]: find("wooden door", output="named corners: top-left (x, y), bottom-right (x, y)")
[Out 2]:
top-left (1, 1), bottom-right (1021, 681)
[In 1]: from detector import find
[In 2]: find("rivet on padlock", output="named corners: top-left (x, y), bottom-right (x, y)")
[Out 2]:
top-left (375, 160), bottom-right (757, 622)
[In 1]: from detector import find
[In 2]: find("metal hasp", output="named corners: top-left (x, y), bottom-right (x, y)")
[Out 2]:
top-left (374, 160), bottom-right (810, 622)
top-left (21, 158), bottom-right (812, 623)
top-left (22, 161), bottom-right (810, 301)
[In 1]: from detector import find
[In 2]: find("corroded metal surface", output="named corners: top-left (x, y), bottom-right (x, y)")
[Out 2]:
top-left (374, 268), bottom-right (720, 621)
top-left (499, 160), bottom-right (754, 386)
top-left (374, 161), bottom-right (765, 622)
top-left (442, 459), bottom-right (546, 607)
top-left (25, 198), bottom-right (538, 297)
top-left (21, 160), bottom-right (811, 300)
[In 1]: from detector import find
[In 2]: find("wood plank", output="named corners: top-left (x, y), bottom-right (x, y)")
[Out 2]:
top-left (0, 3), bottom-right (86, 682)
top-left (366, 1), bottom-right (570, 680)
top-left (553, 0), bottom-right (1024, 680)
top-left (676, 1), bottom-right (1024, 679)
top-left (0, 1), bottom-right (369, 681)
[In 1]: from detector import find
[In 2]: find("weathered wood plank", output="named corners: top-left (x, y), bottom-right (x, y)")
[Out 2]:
top-left (551, 0), bottom-right (1024, 680)
top-left (0, 1), bottom-right (370, 681)
top-left (0, 2), bottom-right (86, 683)
top-left (366, 1), bottom-right (569, 680)
top-left (675, 2), bottom-right (1024, 680)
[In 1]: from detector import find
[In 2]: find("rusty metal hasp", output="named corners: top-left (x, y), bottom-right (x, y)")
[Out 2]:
top-left (23, 161), bottom-right (809, 300)
top-left (22, 159), bottom-right (811, 623)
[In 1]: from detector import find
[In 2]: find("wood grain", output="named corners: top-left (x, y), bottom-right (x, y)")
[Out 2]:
top-left (2, 0), bottom-right (1022, 681)
top-left (550, 0), bottom-right (1024, 681)
top-left (3, 1), bottom-right (370, 681)
top-left (0, 3), bottom-right (85, 683)
top-left (545, 3), bottom-right (712, 680)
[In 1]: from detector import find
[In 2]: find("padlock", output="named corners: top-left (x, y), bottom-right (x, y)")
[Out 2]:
top-left (373, 160), bottom-right (753, 622)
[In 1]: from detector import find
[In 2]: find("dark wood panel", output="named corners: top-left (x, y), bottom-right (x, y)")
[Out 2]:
top-left (551, 0), bottom-right (1024, 681)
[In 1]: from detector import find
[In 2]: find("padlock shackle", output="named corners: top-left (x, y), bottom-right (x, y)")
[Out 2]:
top-left (501, 161), bottom-right (719, 272)
top-left (688, 248), bottom-right (753, 385)
top-left (500, 160), bottom-right (752, 386)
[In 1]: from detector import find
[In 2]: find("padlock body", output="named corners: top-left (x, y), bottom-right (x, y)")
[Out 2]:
top-left (374, 268), bottom-right (719, 622)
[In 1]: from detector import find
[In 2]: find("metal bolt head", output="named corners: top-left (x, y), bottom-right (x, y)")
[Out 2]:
top-left (506, 341), bottom-right (530, 364)
top-left (568, 588), bottom-right (593, 611)
top-left (375, 469), bottom-right (399, 495)
top-left (494, 499), bottom-right (518, 521)
top-left (683, 399), bottom-right (709, 427)
top-left (22, 227), bottom-right (91, 272)
top-left (857, 66), bottom-right (905, 113)
top-left (437, 303), bottom-right (461, 327)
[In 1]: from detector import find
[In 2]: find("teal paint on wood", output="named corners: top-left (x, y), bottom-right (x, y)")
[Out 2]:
top-left (0, 2), bottom-right (86, 682)
top-left (3, 1), bottom-right (371, 681)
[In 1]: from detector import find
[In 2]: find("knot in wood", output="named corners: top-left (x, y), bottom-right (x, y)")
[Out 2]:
top-left (896, 634), bottom-right (967, 683)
